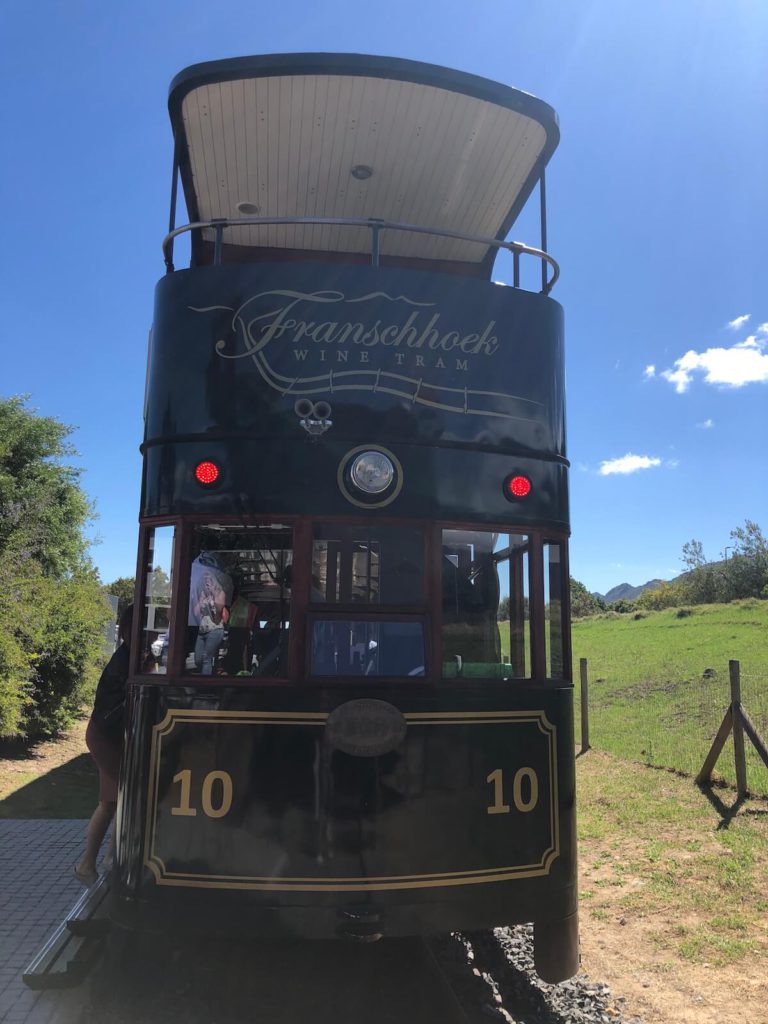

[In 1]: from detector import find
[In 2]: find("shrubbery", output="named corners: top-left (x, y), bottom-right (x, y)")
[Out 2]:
top-left (0, 397), bottom-right (110, 739)
top-left (636, 582), bottom-right (684, 611)
top-left (570, 577), bottom-right (606, 618)
top-left (675, 521), bottom-right (768, 606)
top-left (587, 521), bottom-right (768, 618)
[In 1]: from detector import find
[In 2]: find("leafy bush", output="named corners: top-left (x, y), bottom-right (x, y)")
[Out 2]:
top-left (29, 572), bottom-right (111, 737)
top-left (636, 582), bottom-right (684, 611)
top-left (570, 577), bottom-right (605, 618)
top-left (677, 521), bottom-right (768, 606)
top-left (610, 598), bottom-right (638, 614)
top-left (0, 397), bottom-right (110, 738)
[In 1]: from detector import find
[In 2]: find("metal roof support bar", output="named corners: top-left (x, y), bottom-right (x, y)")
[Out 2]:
top-left (213, 221), bottom-right (225, 266)
top-left (165, 139), bottom-right (180, 274)
top-left (539, 169), bottom-right (548, 294)
top-left (370, 220), bottom-right (383, 268)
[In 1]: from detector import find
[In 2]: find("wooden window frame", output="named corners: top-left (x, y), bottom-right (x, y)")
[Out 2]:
top-left (131, 514), bottom-right (571, 687)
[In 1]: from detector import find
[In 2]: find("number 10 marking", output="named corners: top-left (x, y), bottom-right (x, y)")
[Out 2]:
top-left (171, 769), bottom-right (233, 819)
top-left (486, 767), bottom-right (539, 814)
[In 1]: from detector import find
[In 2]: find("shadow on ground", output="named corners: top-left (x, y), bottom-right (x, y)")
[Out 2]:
top-left (0, 754), bottom-right (97, 818)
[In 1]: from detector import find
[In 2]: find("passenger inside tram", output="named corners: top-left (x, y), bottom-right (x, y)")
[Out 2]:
top-left (185, 527), bottom-right (292, 677)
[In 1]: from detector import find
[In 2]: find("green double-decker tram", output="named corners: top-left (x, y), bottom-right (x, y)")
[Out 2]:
top-left (114, 53), bottom-right (578, 982)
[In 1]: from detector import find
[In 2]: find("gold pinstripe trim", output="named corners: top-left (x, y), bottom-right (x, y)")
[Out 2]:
top-left (144, 708), bottom-right (559, 891)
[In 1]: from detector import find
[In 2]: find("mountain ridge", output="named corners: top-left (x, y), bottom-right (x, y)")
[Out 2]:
top-left (596, 579), bottom-right (665, 604)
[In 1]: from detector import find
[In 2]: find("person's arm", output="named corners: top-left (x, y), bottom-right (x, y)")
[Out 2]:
top-left (213, 583), bottom-right (227, 620)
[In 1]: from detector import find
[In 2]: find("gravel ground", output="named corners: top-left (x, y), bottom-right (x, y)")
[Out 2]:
top-left (445, 926), bottom-right (645, 1024)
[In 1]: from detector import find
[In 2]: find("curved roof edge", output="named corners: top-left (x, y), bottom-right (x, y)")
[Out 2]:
top-left (169, 52), bottom-right (559, 157)
top-left (167, 54), bottom-right (560, 272)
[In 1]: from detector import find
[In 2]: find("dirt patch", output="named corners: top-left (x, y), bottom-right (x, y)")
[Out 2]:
top-left (0, 717), bottom-right (90, 778)
top-left (577, 750), bottom-right (768, 1024)
top-left (0, 716), bottom-right (97, 817)
top-left (579, 906), bottom-right (767, 1024)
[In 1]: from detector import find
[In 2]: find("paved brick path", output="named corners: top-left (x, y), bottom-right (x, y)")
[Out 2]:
top-left (0, 820), bottom-right (91, 1024)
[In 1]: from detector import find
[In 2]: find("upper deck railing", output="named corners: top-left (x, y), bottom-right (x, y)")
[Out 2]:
top-left (162, 216), bottom-right (559, 295)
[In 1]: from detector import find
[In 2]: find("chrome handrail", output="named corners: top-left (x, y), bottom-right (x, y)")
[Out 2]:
top-left (162, 215), bottom-right (559, 294)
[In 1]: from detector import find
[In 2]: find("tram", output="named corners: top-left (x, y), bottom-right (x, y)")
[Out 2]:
top-left (115, 53), bottom-right (578, 983)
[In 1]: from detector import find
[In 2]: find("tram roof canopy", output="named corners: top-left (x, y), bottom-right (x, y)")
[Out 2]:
top-left (169, 54), bottom-right (559, 271)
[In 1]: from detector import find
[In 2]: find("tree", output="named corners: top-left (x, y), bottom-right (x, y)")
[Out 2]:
top-left (668, 521), bottom-right (768, 608)
top-left (0, 396), bottom-right (92, 575)
top-left (106, 576), bottom-right (136, 617)
top-left (681, 539), bottom-right (706, 571)
top-left (679, 538), bottom-right (721, 603)
top-left (569, 578), bottom-right (604, 618)
top-left (0, 396), bottom-right (110, 738)
top-left (727, 520), bottom-right (768, 599)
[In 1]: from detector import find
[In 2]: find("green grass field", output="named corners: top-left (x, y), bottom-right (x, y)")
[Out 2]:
top-left (570, 600), bottom-right (768, 796)
top-left (578, 750), bottom-right (768, 970)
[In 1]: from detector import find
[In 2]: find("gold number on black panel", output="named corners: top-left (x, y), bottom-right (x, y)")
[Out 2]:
top-left (171, 769), bottom-right (233, 819)
top-left (486, 767), bottom-right (539, 814)
top-left (201, 771), bottom-right (233, 819)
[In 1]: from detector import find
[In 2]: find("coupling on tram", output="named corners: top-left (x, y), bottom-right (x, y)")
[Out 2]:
top-left (114, 53), bottom-right (578, 983)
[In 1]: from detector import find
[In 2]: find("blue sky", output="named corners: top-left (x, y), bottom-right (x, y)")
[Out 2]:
top-left (1, 0), bottom-right (766, 594)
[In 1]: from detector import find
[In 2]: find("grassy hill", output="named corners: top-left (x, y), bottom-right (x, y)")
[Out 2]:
top-left (570, 600), bottom-right (768, 796)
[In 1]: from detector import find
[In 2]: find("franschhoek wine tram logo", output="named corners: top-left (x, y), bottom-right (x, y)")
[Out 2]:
top-left (191, 289), bottom-right (543, 421)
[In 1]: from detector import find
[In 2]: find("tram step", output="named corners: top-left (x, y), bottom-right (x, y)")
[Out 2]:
top-left (22, 875), bottom-right (111, 989)
top-left (66, 872), bottom-right (111, 937)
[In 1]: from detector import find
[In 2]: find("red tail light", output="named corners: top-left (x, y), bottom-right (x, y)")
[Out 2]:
top-left (194, 460), bottom-right (220, 485)
top-left (504, 474), bottom-right (532, 500)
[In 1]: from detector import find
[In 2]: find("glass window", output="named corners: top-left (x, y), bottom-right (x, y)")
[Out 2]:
top-left (311, 620), bottom-right (425, 677)
top-left (442, 530), bottom-right (530, 679)
top-left (141, 526), bottom-right (174, 674)
top-left (312, 524), bottom-right (424, 605)
top-left (186, 526), bottom-right (292, 677)
top-left (544, 541), bottom-right (565, 679)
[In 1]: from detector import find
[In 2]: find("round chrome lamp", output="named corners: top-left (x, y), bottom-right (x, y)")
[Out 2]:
top-left (349, 450), bottom-right (395, 494)
top-left (338, 445), bottom-right (403, 508)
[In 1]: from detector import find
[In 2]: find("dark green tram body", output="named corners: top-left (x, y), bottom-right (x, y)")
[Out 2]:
top-left (114, 54), bottom-right (578, 982)
top-left (143, 263), bottom-right (566, 525)
top-left (116, 684), bottom-right (575, 942)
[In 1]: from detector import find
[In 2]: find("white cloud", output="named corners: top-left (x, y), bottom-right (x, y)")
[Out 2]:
top-left (643, 364), bottom-right (656, 379)
top-left (758, 323), bottom-right (768, 336)
top-left (660, 335), bottom-right (768, 393)
top-left (696, 418), bottom-right (714, 429)
top-left (728, 314), bottom-right (750, 330)
top-left (599, 453), bottom-right (662, 476)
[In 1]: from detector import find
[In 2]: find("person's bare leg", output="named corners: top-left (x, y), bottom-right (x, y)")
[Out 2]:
top-left (76, 801), bottom-right (116, 877)
top-left (102, 826), bottom-right (116, 869)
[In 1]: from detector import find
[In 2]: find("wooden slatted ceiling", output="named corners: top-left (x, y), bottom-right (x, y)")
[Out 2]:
top-left (180, 74), bottom-right (547, 263)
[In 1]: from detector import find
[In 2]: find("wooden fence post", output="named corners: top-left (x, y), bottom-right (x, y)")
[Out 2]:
top-left (697, 659), bottom-right (768, 793)
top-left (730, 660), bottom-right (748, 797)
top-left (579, 657), bottom-right (590, 753)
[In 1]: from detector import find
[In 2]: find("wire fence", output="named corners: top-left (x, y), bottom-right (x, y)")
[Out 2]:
top-left (574, 659), bottom-right (768, 798)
